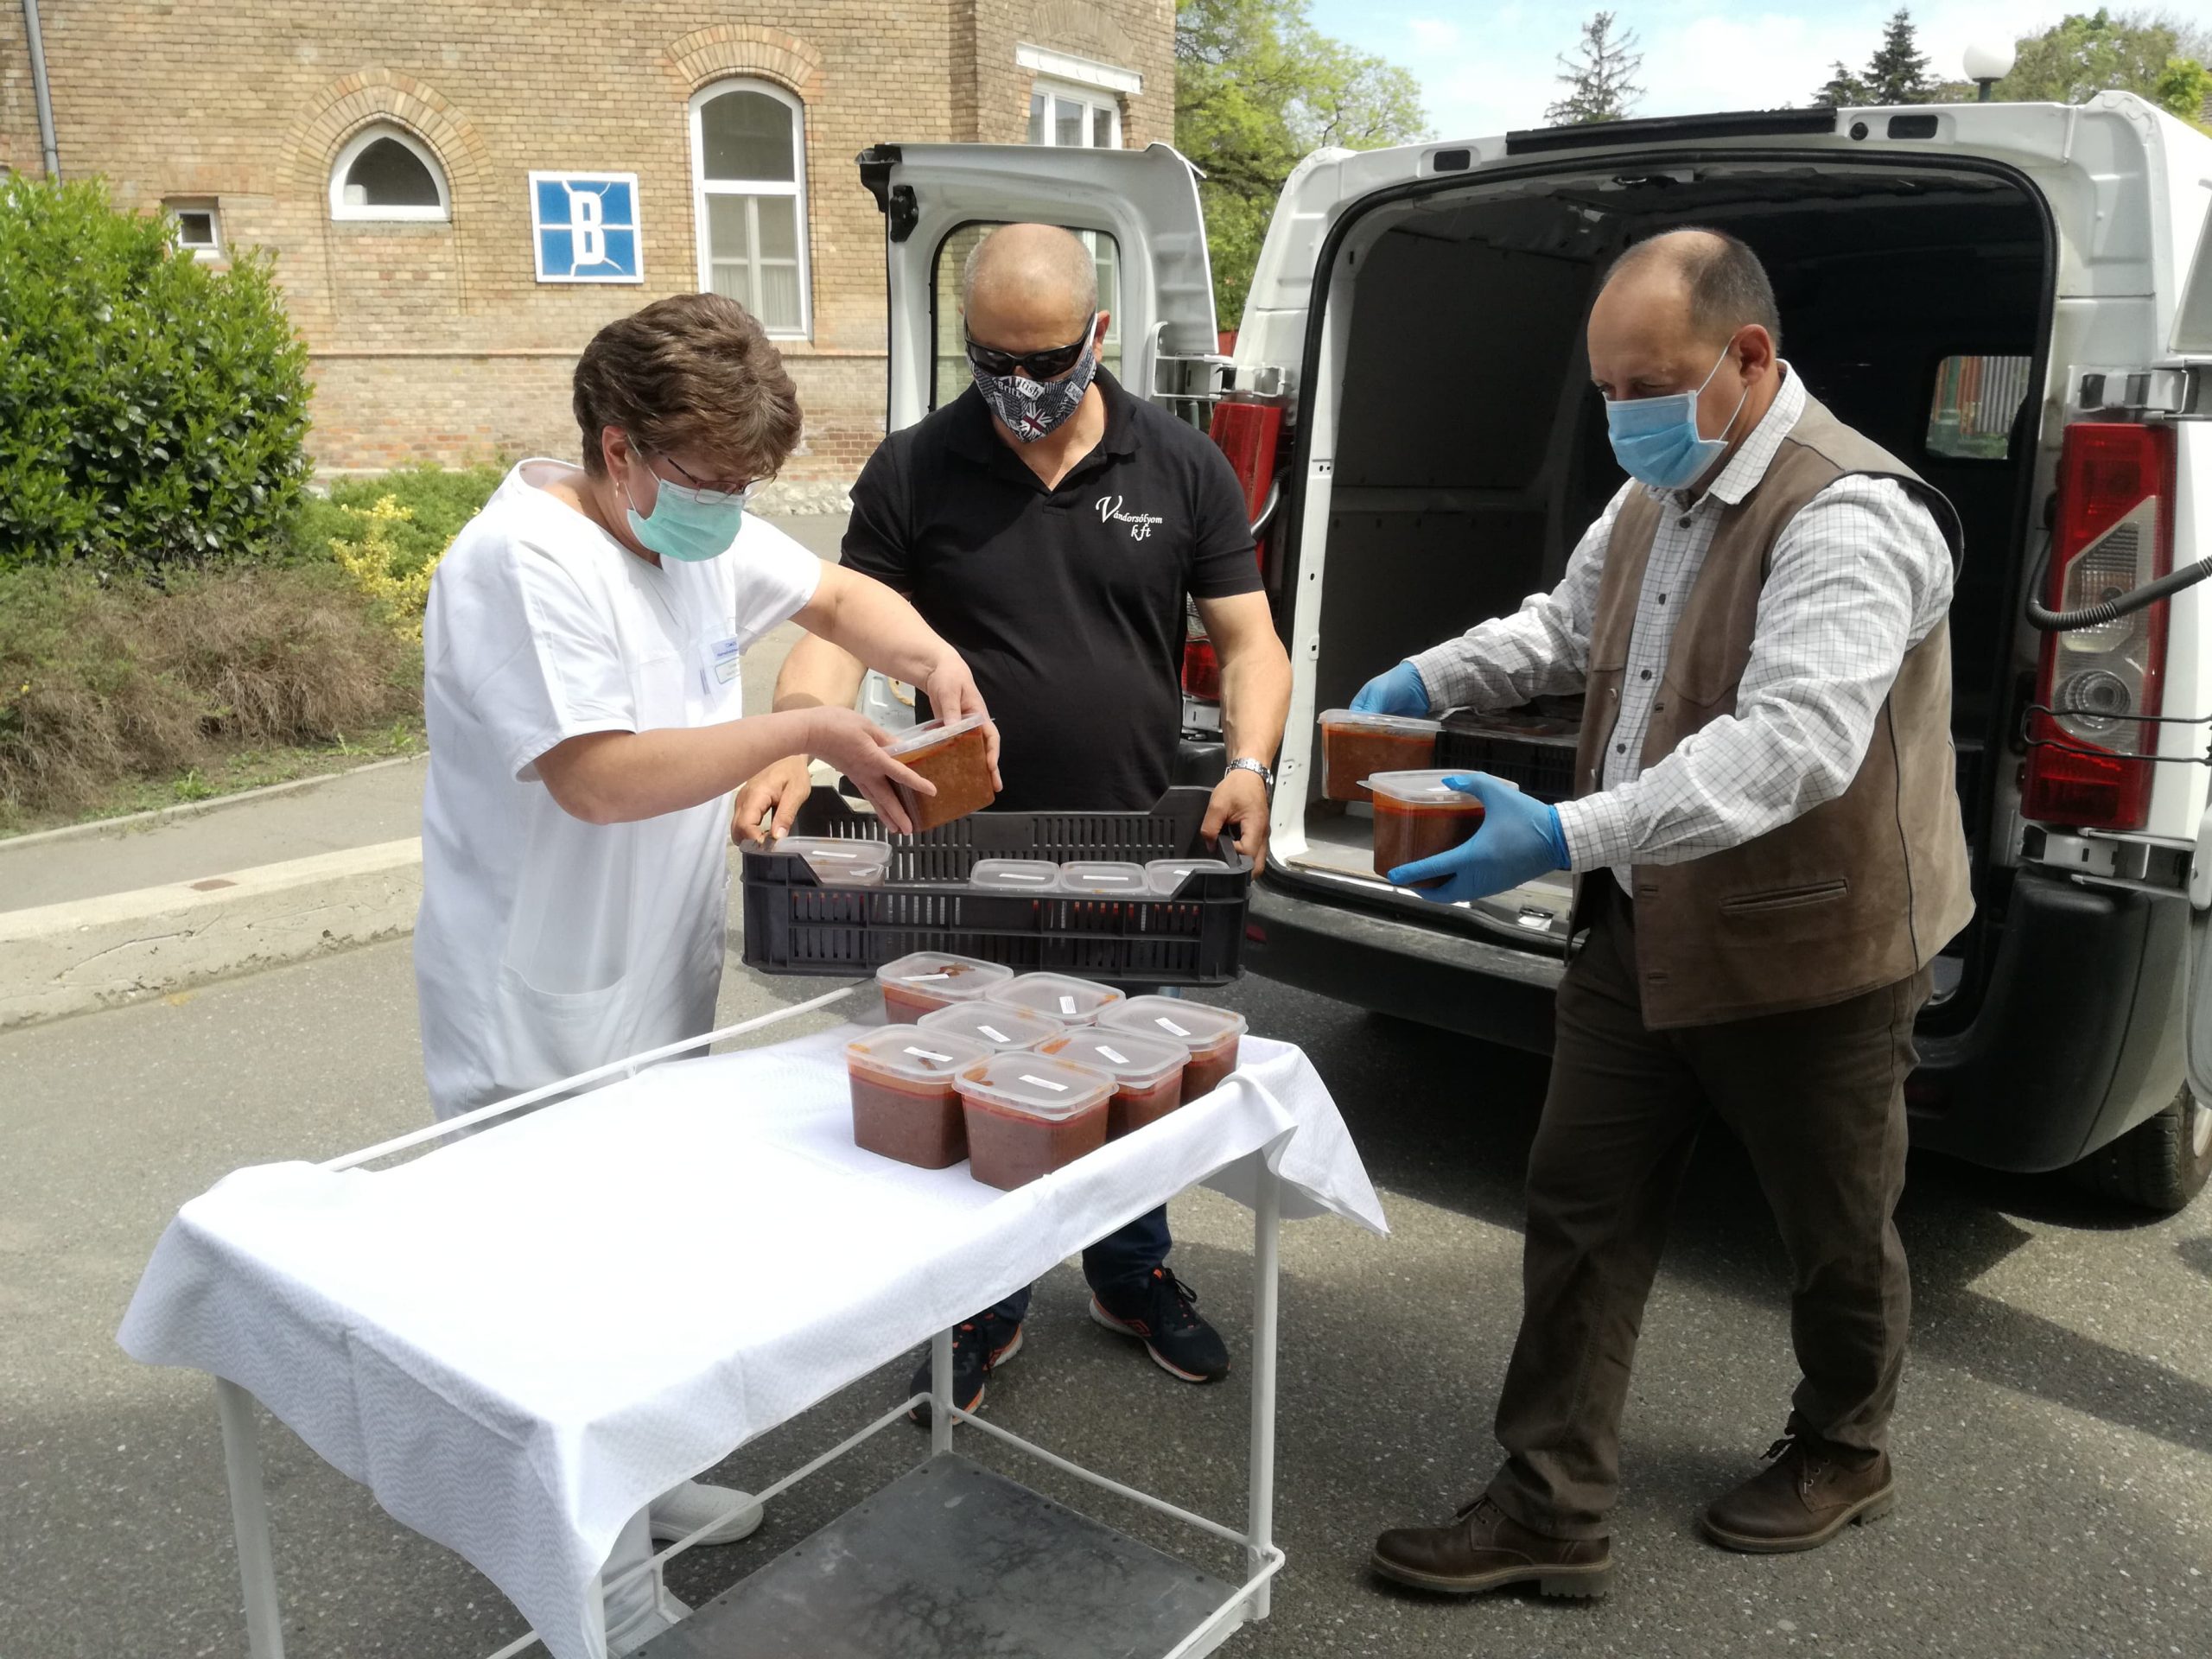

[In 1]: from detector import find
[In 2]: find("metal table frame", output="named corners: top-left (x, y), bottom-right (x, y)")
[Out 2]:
top-left (208, 988), bottom-right (1287, 1659)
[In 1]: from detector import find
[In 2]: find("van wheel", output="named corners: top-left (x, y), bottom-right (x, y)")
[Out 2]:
top-left (2066, 1085), bottom-right (2212, 1215)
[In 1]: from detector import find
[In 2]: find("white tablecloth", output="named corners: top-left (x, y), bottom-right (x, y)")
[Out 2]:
top-left (119, 1027), bottom-right (1386, 1659)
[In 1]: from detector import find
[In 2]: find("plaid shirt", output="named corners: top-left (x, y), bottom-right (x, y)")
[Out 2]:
top-left (1408, 367), bottom-right (1954, 881)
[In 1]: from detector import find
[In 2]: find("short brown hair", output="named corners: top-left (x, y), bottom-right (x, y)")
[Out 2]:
top-left (571, 293), bottom-right (803, 479)
top-left (1608, 227), bottom-right (1783, 353)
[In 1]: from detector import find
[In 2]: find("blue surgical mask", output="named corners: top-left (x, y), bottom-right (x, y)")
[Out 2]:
top-left (625, 471), bottom-right (750, 563)
top-left (1605, 344), bottom-right (1749, 491)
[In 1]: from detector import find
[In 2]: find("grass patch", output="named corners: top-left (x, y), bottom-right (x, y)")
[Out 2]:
top-left (0, 561), bottom-right (421, 830)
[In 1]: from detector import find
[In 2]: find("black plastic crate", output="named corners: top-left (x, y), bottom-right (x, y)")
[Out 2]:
top-left (741, 786), bottom-right (1250, 985)
top-left (1435, 718), bottom-right (1581, 804)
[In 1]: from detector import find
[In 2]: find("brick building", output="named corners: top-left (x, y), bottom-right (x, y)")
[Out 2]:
top-left (0, 2), bottom-right (1175, 493)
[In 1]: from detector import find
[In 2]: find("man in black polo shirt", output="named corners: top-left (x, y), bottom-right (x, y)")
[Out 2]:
top-left (737, 223), bottom-right (1291, 1419)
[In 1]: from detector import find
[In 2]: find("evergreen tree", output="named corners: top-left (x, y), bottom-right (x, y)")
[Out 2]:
top-left (1546, 12), bottom-right (1645, 125)
top-left (1815, 60), bottom-right (1872, 106)
top-left (1863, 8), bottom-right (1938, 103)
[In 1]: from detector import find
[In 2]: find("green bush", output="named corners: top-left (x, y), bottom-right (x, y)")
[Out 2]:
top-left (0, 175), bottom-right (313, 572)
top-left (291, 462), bottom-right (505, 572)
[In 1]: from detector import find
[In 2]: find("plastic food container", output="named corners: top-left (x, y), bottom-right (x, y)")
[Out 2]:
top-left (772, 835), bottom-right (892, 887)
top-left (988, 973), bottom-right (1124, 1026)
top-left (956, 1053), bottom-right (1115, 1189)
top-left (1145, 857), bottom-right (1234, 896)
top-left (1319, 709), bottom-right (1442, 802)
top-left (1059, 861), bottom-right (1148, 896)
top-left (1039, 1028), bottom-right (1188, 1138)
top-left (875, 951), bottom-right (1014, 1021)
top-left (844, 1028), bottom-right (995, 1168)
top-left (918, 1001), bottom-right (1066, 1052)
top-left (887, 714), bottom-right (998, 832)
top-left (1101, 996), bottom-right (1249, 1101)
top-left (1364, 770), bottom-right (1485, 889)
top-left (968, 858), bottom-right (1063, 893)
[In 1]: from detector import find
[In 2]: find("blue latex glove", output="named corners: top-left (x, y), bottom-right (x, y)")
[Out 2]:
top-left (1349, 661), bottom-right (1433, 717)
top-left (1389, 772), bottom-right (1571, 903)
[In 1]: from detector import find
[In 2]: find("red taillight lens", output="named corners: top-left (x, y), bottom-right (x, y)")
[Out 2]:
top-left (2022, 423), bottom-right (2177, 830)
top-left (1209, 396), bottom-right (1283, 580)
top-left (1182, 635), bottom-right (1221, 702)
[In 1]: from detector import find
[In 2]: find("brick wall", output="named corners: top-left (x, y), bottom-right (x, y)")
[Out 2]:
top-left (15, 1), bottom-right (1173, 483)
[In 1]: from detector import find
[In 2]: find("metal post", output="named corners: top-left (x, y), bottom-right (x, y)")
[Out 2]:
top-left (930, 1326), bottom-right (954, 1457)
top-left (1244, 1160), bottom-right (1281, 1621)
top-left (215, 1379), bottom-right (287, 1659)
top-left (19, 0), bottom-right (60, 180)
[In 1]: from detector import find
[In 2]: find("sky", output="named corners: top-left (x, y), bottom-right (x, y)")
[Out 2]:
top-left (1301, 1), bottom-right (2094, 142)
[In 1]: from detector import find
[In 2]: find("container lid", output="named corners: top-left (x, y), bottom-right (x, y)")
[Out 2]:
top-left (1144, 857), bottom-right (1234, 895)
top-left (988, 973), bottom-right (1125, 1023)
top-left (846, 1027), bottom-right (996, 1083)
top-left (954, 1053), bottom-right (1115, 1121)
top-left (918, 1001), bottom-right (1066, 1050)
top-left (969, 857), bottom-right (1063, 893)
top-left (774, 835), bottom-right (892, 881)
top-left (1039, 1028), bottom-right (1187, 1087)
top-left (1361, 769), bottom-right (1486, 808)
top-left (1059, 861), bottom-right (1148, 894)
top-left (884, 712), bottom-right (995, 757)
top-left (1100, 995), bottom-right (1249, 1053)
top-left (875, 951), bottom-right (1014, 1003)
top-left (1319, 708), bottom-right (1442, 736)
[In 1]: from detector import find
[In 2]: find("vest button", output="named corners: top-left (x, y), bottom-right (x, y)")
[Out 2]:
top-left (1615, 742), bottom-right (1626, 754)
top-left (1676, 515), bottom-right (1691, 528)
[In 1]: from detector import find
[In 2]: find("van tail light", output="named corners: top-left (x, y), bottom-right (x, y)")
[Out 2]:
top-left (1209, 396), bottom-right (1284, 588)
top-left (2022, 423), bottom-right (2177, 830)
top-left (1182, 626), bottom-right (1222, 702)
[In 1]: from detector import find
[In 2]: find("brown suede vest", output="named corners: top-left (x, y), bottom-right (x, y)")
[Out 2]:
top-left (1574, 391), bottom-right (1974, 1028)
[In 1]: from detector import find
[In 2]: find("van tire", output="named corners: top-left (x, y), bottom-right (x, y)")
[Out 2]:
top-left (2066, 1085), bottom-right (2212, 1215)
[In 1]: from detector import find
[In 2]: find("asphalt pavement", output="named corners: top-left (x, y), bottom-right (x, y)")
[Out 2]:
top-left (4, 935), bottom-right (2208, 1659)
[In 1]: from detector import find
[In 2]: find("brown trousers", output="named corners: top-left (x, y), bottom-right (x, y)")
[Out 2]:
top-left (1486, 881), bottom-right (1929, 1540)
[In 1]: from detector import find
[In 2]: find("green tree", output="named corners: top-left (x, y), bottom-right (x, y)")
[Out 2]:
top-left (1996, 10), bottom-right (2212, 115)
top-left (1814, 61), bottom-right (1872, 106)
top-left (1863, 9), bottom-right (1938, 103)
top-left (1546, 12), bottom-right (1645, 124)
top-left (1176, 0), bottom-right (1427, 324)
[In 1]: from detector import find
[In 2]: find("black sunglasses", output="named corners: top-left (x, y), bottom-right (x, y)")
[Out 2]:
top-left (963, 314), bottom-right (1097, 381)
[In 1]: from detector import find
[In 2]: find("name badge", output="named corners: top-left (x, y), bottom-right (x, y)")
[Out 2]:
top-left (700, 635), bottom-right (741, 695)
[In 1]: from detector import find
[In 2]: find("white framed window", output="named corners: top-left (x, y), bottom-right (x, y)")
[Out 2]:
top-left (1027, 79), bottom-right (1122, 149)
top-left (165, 198), bottom-right (222, 261)
top-left (328, 124), bottom-right (449, 223)
top-left (689, 79), bottom-right (810, 337)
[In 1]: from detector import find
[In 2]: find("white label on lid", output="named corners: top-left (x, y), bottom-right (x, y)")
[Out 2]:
top-left (1008, 871), bottom-right (1050, 884)
top-left (902, 971), bottom-right (954, 982)
top-left (903, 1046), bottom-right (954, 1065)
top-left (1097, 1045), bottom-right (1130, 1065)
top-left (979, 1024), bottom-right (1011, 1044)
top-left (1058, 995), bottom-right (1078, 1014)
top-left (1019, 1074), bottom-right (1071, 1092)
top-left (1154, 1016), bottom-right (1193, 1038)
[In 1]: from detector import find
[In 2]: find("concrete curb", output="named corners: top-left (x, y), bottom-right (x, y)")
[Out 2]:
top-left (0, 753), bottom-right (426, 853)
top-left (0, 838), bottom-right (423, 1031)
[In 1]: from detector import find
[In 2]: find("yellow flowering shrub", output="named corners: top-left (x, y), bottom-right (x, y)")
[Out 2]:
top-left (329, 495), bottom-right (442, 642)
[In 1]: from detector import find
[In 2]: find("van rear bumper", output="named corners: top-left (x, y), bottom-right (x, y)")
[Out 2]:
top-left (1247, 869), bottom-right (2178, 1173)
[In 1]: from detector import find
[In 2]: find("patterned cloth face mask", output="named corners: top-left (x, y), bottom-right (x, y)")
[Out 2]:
top-left (972, 329), bottom-right (1101, 443)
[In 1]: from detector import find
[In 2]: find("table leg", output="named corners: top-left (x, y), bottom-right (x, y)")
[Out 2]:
top-left (1245, 1159), bottom-right (1281, 1622)
top-left (215, 1378), bottom-right (287, 1659)
top-left (930, 1325), bottom-right (954, 1457)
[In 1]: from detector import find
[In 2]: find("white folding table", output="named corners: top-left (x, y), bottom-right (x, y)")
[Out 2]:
top-left (120, 989), bottom-right (1387, 1659)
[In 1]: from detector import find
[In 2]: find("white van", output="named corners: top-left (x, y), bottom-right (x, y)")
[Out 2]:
top-left (857, 92), bottom-right (2212, 1211)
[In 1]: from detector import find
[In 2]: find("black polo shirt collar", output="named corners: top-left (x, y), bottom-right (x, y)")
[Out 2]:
top-left (944, 365), bottom-right (1142, 474)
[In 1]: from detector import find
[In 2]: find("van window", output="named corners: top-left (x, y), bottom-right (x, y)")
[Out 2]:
top-left (1926, 354), bottom-right (2032, 461)
top-left (932, 223), bottom-right (1123, 409)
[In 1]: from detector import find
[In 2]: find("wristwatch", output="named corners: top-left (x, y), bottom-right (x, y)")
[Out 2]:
top-left (1225, 756), bottom-right (1274, 791)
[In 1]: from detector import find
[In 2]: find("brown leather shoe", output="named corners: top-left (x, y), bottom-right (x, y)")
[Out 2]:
top-left (1700, 1422), bottom-right (1897, 1554)
top-left (1370, 1495), bottom-right (1613, 1597)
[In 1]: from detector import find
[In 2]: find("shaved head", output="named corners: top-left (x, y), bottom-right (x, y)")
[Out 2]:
top-left (1603, 228), bottom-right (1781, 352)
top-left (962, 224), bottom-right (1098, 338)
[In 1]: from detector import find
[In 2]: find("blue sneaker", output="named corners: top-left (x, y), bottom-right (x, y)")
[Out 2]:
top-left (1090, 1268), bottom-right (1230, 1382)
top-left (907, 1311), bottom-right (1023, 1427)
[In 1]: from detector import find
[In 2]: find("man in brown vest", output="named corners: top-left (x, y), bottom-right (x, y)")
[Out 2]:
top-left (1356, 228), bottom-right (1973, 1599)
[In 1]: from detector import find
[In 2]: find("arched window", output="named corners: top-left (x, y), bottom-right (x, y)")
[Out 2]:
top-left (689, 80), bottom-right (810, 336)
top-left (329, 124), bottom-right (449, 223)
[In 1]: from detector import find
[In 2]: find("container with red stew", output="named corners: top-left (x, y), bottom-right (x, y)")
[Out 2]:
top-left (844, 1028), bottom-right (996, 1168)
top-left (1099, 996), bottom-right (1249, 1100)
top-left (1039, 1028), bottom-right (1188, 1137)
top-left (1318, 709), bottom-right (1441, 802)
top-left (987, 973), bottom-right (1124, 1026)
top-left (956, 1053), bottom-right (1115, 1189)
top-left (875, 951), bottom-right (1013, 1022)
top-left (1364, 769), bottom-right (1486, 888)
top-left (887, 714), bottom-right (998, 831)
top-left (918, 1001), bottom-right (1066, 1052)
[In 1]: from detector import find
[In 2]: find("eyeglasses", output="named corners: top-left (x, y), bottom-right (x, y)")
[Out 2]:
top-left (963, 314), bottom-right (1097, 381)
top-left (653, 450), bottom-right (761, 499)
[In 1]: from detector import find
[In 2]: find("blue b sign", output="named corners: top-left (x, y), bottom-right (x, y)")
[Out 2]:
top-left (530, 173), bottom-right (643, 283)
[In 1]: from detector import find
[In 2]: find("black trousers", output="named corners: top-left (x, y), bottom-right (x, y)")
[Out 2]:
top-left (1486, 880), bottom-right (1929, 1539)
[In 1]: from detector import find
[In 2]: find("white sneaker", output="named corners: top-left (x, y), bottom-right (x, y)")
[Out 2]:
top-left (649, 1478), bottom-right (765, 1547)
top-left (605, 1585), bottom-right (690, 1657)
